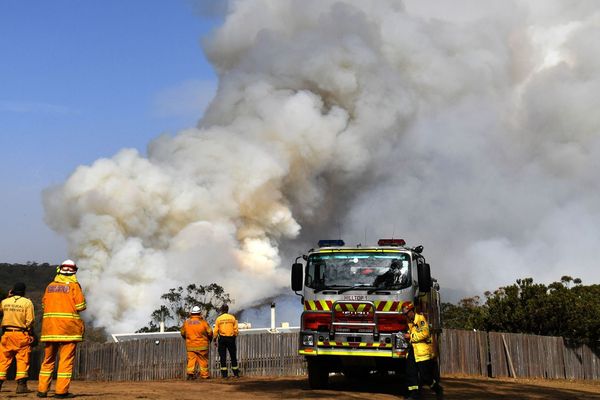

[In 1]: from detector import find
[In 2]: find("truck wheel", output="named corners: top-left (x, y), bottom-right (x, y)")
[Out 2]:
top-left (307, 358), bottom-right (328, 389)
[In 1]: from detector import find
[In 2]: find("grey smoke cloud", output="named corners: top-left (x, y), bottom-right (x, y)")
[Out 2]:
top-left (44, 0), bottom-right (600, 331)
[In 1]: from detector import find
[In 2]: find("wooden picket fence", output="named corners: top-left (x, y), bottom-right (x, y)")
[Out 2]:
top-left (438, 329), bottom-right (600, 380)
top-left (21, 332), bottom-right (306, 381)
top-left (12, 329), bottom-right (600, 381)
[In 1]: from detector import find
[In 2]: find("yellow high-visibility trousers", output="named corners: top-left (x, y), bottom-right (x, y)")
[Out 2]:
top-left (38, 342), bottom-right (77, 395)
top-left (0, 331), bottom-right (32, 380)
top-left (186, 349), bottom-right (209, 378)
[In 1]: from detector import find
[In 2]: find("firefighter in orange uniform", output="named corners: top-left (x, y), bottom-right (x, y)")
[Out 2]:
top-left (180, 306), bottom-right (213, 380)
top-left (37, 260), bottom-right (86, 399)
top-left (213, 304), bottom-right (239, 378)
top-left (0, 282), bottom-right (35, 394)
top-left (402, 302), bottom-right (443, 400)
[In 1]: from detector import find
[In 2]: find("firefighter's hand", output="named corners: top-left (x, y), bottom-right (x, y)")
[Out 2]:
top-left (29, 331), bottom-right (39, 347)
top-left (403, 333), bottom-right (410, 340)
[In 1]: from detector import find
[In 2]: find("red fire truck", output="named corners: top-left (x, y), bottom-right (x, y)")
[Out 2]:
top-left (291, 239), bottom-right (441, 388)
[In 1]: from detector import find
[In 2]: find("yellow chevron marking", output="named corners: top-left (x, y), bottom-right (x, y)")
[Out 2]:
top-left (311, 349), bottom-right (393, 357)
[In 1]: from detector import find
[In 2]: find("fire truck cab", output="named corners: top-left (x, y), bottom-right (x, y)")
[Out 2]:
top-left (291, 239), bottom-right (441, 388)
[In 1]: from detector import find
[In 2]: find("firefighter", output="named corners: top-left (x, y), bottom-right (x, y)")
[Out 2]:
top-left (180, 306), bottom-right (213, 380)
top-left (213, 304), bottom-right (239, 378)
top-left (37, 260), bottom-right (86, 399)
top-left (373, 260), bottom-right (403, 287)
top-left (402, 302), bottom-right (444, 400)
top-left (0, 282), bottom-right (35, 394)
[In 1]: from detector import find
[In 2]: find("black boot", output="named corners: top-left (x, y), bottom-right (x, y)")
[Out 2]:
top-left (433, 384), bottom-right (444, 400)
top-left (16, 378), bottom-right (32, 394)
top-left (406, 389), bottom-right (420, 400)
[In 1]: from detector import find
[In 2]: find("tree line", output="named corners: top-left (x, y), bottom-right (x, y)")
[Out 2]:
top-left (441, 276), bottom-right (600, 344)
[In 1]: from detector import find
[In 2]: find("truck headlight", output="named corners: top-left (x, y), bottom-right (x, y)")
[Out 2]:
top-left (302, 334), bottom-right (314, 346)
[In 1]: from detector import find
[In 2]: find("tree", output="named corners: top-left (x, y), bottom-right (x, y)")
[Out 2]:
top-left (441, 277), bottom-right (600, 344)
top-left (441, 296), bottom-right (486, 330)
top-left (482, 278), bottom-right (558, 335)
top-left (137, 283), bottom-right (232, 332)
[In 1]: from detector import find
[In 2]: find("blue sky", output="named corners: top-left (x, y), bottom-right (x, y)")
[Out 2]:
top-left (0, 0), bottom-right (221, 263)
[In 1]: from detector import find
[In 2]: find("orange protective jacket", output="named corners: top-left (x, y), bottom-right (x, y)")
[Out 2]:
top-left (180, 316), bottom-right (213, 351)
top-left (40, 275), bottom-right (86, 342)
top-left (213, 313), bottom-right (238, 338)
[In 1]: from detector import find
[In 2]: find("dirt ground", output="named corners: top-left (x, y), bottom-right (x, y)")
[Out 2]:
top-left (0, 375), bottom-right (599, 399)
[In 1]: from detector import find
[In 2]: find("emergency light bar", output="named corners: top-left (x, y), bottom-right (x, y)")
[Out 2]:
top-left (318, 239), bottom-right (345, 247)
top-left (377, 239), bottom-right (406, 247)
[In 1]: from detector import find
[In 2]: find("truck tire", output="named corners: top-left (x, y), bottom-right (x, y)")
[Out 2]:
top-left (307, 358), bottom-right (328, 389)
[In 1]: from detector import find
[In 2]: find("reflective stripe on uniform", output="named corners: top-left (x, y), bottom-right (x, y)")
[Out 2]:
top-left (40, 335), bottom-right (83, 341)
top-left (43, 312), bottom-right (81, 319)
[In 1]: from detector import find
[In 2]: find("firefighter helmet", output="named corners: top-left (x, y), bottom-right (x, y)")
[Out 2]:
top-left (59, 259), bottom-right (78, 275)
top-left (191, 306), bottom-right (201, 314)
top-left (401, 302), bottom-right (415, 315)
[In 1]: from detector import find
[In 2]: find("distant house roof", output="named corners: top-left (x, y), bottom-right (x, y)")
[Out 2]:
top-left (111, 326), bottom-right (299, 342)
top-left (111, 331), bottom-right (180, 343)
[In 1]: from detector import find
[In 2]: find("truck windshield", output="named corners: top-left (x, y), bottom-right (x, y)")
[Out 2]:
top-left (305, 252), bottom-right (411, 291)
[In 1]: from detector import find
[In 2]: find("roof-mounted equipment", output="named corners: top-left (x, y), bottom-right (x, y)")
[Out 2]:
top-left (317, 239), bottom-right (345, 247)
top-left (377, 239), bottom-right (406, 247)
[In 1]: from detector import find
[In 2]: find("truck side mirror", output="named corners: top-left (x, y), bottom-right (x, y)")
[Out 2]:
top-left (291, 263), bottom-right (303, 292)
top-left (418, 263), bottom-right (432, 293)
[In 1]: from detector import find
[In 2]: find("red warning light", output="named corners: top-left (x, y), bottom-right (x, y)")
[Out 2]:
top-left (377, 239), bottom-right (406, 247)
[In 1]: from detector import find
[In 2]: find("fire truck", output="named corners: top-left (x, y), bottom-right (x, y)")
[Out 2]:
top-left (291, 238), bottom-right (441, 388)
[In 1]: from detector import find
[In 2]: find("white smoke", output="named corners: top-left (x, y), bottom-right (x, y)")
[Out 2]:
top-left (43, 0), bottom-right (600, 332)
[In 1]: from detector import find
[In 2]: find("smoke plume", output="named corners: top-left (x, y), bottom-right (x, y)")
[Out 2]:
top-left (44, 0), bottom-right (600, 332)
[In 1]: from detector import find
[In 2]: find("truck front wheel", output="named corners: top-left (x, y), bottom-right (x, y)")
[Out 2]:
top-left (307, 358), bottom-right (329, 389)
